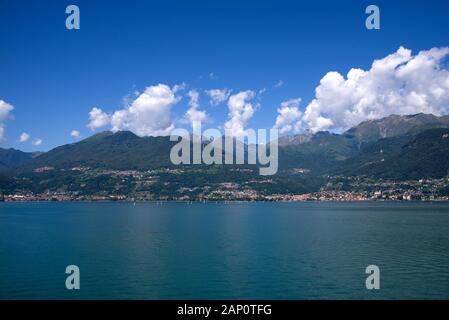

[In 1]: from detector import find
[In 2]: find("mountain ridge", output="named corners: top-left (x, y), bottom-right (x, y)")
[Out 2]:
top-left (1, 113), bottom-right (449, 197)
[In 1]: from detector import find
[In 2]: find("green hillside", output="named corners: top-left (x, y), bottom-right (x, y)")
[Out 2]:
top-left (339, 128), bottom-right (449, 180)
top-left (0, 148), bottom-right (36, 172)
top-left (16, 131), bottom-right (176, 172)
top-left (2, 113), bottom-right (449, 197)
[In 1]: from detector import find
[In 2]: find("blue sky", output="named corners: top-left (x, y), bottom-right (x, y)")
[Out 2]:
top-left (1, 0), bottom-right (449, 151)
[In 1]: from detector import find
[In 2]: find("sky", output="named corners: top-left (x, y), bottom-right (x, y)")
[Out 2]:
top-left (1, 0), bottom-right (449, 151)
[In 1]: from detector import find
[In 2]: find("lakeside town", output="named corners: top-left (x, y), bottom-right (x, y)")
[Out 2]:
top-left (2, 185), bottom-right (449, 202)
top-left (2, 168), bottom-right (449, 202)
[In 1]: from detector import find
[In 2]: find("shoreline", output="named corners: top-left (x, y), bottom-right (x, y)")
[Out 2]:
top-left (2, 199), bottom-right (449, 203)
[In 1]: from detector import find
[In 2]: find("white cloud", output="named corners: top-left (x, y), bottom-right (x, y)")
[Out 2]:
top-left (88, 107), bottom-right (110, 131)
top-left (206, 88), bottom-right (231, 106)
top-left (224, 90), bottom-right (257, 136)
top-left (109, 84), bottom-right (179, 136)
top-left (173, 82), bottom-right (186, 93)
top-left (185, 90), bottom-right (207, 128)
top-left (87, 84), bottom-right (181, 136)
top-left (110, 110), bottom-right (127, 132)
top-left (300, 46), bottom-right (449, 132)
top-left (19, 132), bottom-right (30, 142)
top-left (32, 138), bottom-right (42, 146)
top-left (71, 130), bottom-right (81, 139)
top-left (274, 80), bottom-right (284, 88)
top-left (0, 100), bottom-right (13, 121)
top-left (273, 98), bottom-right (302, 134)
top-left (0, 100), bottom-right (14, 142)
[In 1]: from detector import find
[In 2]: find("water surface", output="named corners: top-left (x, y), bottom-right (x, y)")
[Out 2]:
top-left (1, 201), bottom-right (449, 299)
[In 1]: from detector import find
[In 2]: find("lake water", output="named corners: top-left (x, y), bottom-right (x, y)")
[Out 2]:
top-left (1, 201), bottom-right (449, 299)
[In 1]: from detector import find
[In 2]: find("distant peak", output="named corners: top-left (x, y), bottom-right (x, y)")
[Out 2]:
top-left (111, 130), bottom-right (138, 137)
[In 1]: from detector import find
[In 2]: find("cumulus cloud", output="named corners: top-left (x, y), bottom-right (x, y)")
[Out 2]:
top-left (206, 88), bottom-right (231, 106)
top-left (19, 132), bottom-right (30, 142)
top-left (0, 100), bottom-right (14, 142)
top-left (273, 98), bottom-right (302, 134)
top-left (86, 84), bottom-right (181, 137)
top-left (110, 84), bottom-right (179, 136)
top-left (224, 90), bottom-right (257, 136)
top-left (185, 90), bottom-right (207, 128)
top-left (71, 130), bottom-right (81, 139)
top-left (300, 46), bottom-right (449, 132)
top-left (88, 107), bottom-right (110, 131)
top-left (0, 100), bottom-right (13, 121)
top-left (32, 138), bottom-right (42, 146)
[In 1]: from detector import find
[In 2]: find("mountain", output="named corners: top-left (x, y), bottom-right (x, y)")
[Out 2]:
top-left (276, 113), bottom-right (449, 174)
top-left (2, 113), bottom-right (449, 197)
top-left (338, 128), bottom-right (449, 180)
top-left (278, 113), bottom-right (449, 148)
top-left (0, 148), bottom-right (40, 172)
top-left (15, 131), bottom-right (176, 172)
top-left (278, 131), bottom-right (358, 172)
top-left (15, 132), bottom-right (265, 173)
top-left (11, 113), bottom-right (449, 175)
top-left (277, 113), bottom-right (449, 179)
top-left (3, 131), bottom-right (320, 197)
top-left (278, 130), bottom-right (314, 146)
top-left (344, 113), bottom-right (449, 144)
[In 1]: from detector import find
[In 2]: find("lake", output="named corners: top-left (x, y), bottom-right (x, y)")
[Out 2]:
top-left (1, 201), bottom-right (449, 299)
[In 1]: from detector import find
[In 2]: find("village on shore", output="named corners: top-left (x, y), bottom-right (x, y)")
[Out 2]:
top-left (2, 189), bottom-right (449, 202)
top-left (2, 169), bottom-right (449, 203)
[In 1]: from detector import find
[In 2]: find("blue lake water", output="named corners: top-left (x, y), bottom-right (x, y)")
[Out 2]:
top-left (1, 201), bottom-right (449, 299)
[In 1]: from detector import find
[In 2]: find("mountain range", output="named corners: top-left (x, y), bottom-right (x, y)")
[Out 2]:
top-left (1, 113), bottom-right (449, 197)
